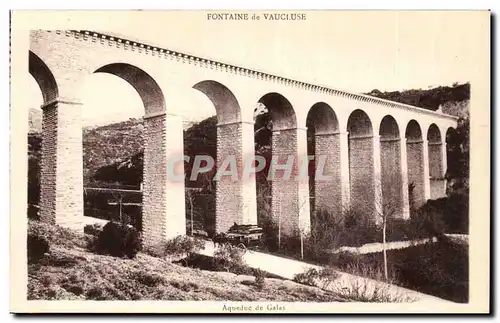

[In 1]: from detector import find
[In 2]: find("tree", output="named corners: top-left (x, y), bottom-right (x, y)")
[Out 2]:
top-left (375, 172), bottom-right (404, 281)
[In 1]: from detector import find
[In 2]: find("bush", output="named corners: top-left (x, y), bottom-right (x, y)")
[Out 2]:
top-left (253, 268), bottom-right (266, 290)
top-left (84, 223), bottom-right (103, 237)
top-left (92, 221), bottom-right (142, 259)
top-left (28, 233), bottom-right (49, 264)
top-left (331, 277), bottom-right (415, 303)
top-left (212, 244), bottom-right (246, 272)
top-left (163, 235), bottom-right (205, 257)
top-left (293, 268), bottom-right (319, 287)
top-left (293, 267), bottom-right (340, 289)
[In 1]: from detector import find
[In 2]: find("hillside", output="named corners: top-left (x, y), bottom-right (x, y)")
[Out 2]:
top-left (364, 83), bottom-right (470, 112)
top-left (28, 220), bottom-right (347, 302)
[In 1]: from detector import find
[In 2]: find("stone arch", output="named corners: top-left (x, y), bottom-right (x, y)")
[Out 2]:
top-left (93, 63), bottom-right (185, 248)
top-left (307, 102), bottom-right (339, 134)
top-left (405, 120), bottom-right (426, 210)
top-left (306, 102), bottom-right (341, 225)
top-left (379, 115), bottom-right (405, 217)
top-left (192, 80), bottom-right (255, 233)
top-left (193, 80), bottom-right (241, 125)
top-left (379, 115), bottom-right (400, 139)
top-left (257, 92), bottom-right (306, 237)
top-left (347, 109), bottom-right (373, 137)
top-left (405, 120), bottom-right (423, 140)
top-left (94, 63), bottom-right (165, 117)
top-left (428, 124), bottom-right (442, 143)
top-left (427, 124), bottom-right (446, 199)
top-left (29, 51), bottom-right (58, 103)
top-left (258, 92), bottom-right (297, 131)
top-left (347, 109), bottom-right (375, 215)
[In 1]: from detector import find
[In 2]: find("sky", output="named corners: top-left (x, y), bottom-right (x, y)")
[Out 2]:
top-left (26, 10), bottom-right (487, 126)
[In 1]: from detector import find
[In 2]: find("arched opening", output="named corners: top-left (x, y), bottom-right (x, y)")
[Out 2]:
top-left (28, 51), bottom-right (58, 223)
top-left (29, 51), bottom-right (58, 104)
top-left (27, 74), bottom-right (44, 219)
top-left (255, 92), bottom-right (302, 243)
top-left (379, 115), bottom-right (405, 218)
top-left (82, 63), bottom-right (170, 243)
top-left (306, 102), bottom-right (340, 234)
top-left (347, 109), bottom-right (375, 215)
top-left (191, 80), bottom-right (251, 235)
top-left (405, 120), bottom-right (425, 212)
top-left (80, 71), bottom-right (145, 231)
top-left (428, 124), bottom-right (446, 199)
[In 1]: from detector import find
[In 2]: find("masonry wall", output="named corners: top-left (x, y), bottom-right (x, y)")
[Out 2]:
top-left (313, 133), bottom-right (342, 219)
top-left (215, 122), bottom-right (258, 233)
top-left (407, 141), bottom-right (426, 209)
top-left (142, 114), bottom-right (186, 252)
top-left (428, 142), bottom-right (446, 199)
top-left (380, 139), bottom-right (404, 216)
top-left (348, 136), bottom-right (375, 216)
top-left (270, 128), bottom-right (309, 236)
top-left (39, 101), bottom-right (84, 230)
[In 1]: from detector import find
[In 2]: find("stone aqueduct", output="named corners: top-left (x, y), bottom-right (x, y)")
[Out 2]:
top-left (29, 30), bottom-right (458, 252)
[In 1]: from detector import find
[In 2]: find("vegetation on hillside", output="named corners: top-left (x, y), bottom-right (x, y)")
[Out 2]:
top-left (365, 83), bottom-right (470, 111)
top-left (28, 220), bottom-right (347, 302)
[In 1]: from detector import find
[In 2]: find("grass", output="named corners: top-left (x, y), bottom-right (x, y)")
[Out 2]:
top-left (27, 220), bottom-right (346, 302)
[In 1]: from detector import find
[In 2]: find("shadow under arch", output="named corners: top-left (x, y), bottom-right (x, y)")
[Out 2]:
top-left (193, 80), bottom-right (241, 125)
top-left (94, 63), bottom-right (165, 117)
top-left (258, 92), bottom-right (297, 131)
top-left (29, 51), bottom-right (58, 103)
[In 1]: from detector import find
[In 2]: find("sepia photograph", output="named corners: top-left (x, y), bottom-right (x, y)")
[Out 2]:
top-left (9, 9), bottom-right (490, 314)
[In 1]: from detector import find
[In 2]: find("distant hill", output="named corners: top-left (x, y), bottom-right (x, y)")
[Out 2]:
top-left (28, 114), bottom-right (199, 186)
top-left (364, 83), bottom-right (470, 112)
top-left (28, 108), bottom-right (42, 133)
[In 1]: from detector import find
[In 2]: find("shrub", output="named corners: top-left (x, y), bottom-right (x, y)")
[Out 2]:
top-left (92, 221), bottom-right (142, 259)
top-left (253, 268), bottom-right (266, 290)
top-left (293, 267), bottom-right (340, 289)
top-left (163, 235), bottom-right (205, 257)
top-left (133, 271), bottom-right (165, 287)
top-left (84, 223), bottom-right (103, 237)
top-left (293, 268), bottom-right (320, 287)
top-left (212, 244), bottom-right (246, 272)
top-left (28, 233), bottom-right (49, 264)
top-left (332, 277), bottom-right (415, 303)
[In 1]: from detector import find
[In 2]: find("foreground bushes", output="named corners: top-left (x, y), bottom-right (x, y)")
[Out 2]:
top-left (212, 244), bottom-right (246, 272)
top-left (162, 235), bottom-right (205, 257)
top-left (91, 221), bottom-right (142, 259)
